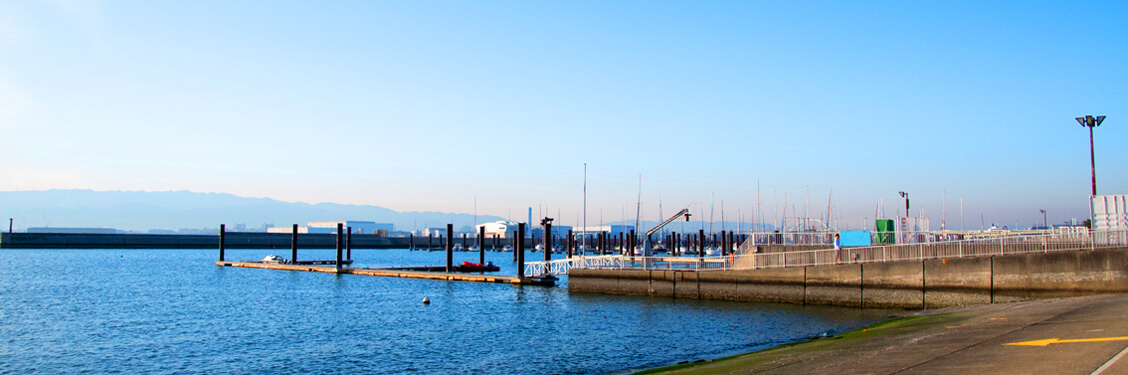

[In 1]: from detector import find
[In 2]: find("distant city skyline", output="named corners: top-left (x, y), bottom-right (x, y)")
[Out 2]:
top-left (1, 2), bottom-right (1124, 229)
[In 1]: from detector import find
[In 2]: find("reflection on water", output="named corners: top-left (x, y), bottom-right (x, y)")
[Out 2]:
top-left (0, 249), bottom-right (897, 374)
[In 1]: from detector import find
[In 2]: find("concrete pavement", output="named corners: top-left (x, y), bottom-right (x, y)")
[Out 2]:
top-left (643, 294), bottom-right (1128, 374)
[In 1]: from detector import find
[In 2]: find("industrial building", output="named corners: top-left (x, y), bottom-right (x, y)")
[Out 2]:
top-left (476, 221), bottom-right (519, 238)
top-left (572, 225), bottom-right (636, 236)
top-left (266, 221), bottom-right (394, 235)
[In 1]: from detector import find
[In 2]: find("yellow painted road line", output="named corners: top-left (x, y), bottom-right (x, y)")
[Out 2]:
top-left (1005, 337), bottom-right (1128, 347)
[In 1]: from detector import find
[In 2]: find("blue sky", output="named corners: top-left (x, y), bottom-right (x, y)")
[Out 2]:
top-left (1, 1), bottom-right (1125, 229)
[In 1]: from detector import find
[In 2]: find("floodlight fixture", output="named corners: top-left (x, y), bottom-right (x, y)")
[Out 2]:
top-left (1076, 115), bottom-right (1107, 196)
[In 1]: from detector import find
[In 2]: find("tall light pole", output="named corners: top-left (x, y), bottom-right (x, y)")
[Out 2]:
top-left (1039, 209), bottom-right (1047, 230)
top-left (1075, 115), bottom-right (1106, 196)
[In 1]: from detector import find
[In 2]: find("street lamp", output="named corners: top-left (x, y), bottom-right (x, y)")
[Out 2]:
top-left (898, 191), bottom-right (909, 218)
top-left (1075, 115), bottom-right (1106, 196)
top-left (1039, 209), bottom-right (1047, 230)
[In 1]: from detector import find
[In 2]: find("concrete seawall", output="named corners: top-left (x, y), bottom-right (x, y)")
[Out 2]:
top-left (569, 247), bottom-right (1128, 309)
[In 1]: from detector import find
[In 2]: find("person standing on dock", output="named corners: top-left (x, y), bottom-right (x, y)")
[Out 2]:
top-left (833, 233), bottom-right (842, 263)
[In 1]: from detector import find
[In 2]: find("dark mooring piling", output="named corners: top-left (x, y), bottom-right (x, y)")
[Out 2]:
top-left (566, 229), bottom-right (573, 258)
top-left (699, 229), bottom-right (705, 259)
top-left (516, 223), bottom-right (526, 279)
top-left (445, 224), bottom-right (453, 273)
top-left (542, 219), bottom-right (552, 274)
top-left (478, 226), bottom-right (486, 265)
top-left (335, 223), bottom-right (343, 270)
top-left (218, 224), bottom-right (226, 261)
top-left (291, 224), bottom-right (298, 263)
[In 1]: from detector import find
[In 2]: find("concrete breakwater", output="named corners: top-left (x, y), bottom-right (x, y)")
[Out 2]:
top-left (569, 247), bottom-right (1128, 309)
top-left (0, 232), bottom-right (528, 249)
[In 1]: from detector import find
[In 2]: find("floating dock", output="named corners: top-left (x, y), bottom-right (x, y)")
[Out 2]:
top-left (215, 261), bottom-right (556, 286)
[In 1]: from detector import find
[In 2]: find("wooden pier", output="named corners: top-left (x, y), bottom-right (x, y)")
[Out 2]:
top-left (215, 261), bottom-right (557, 286)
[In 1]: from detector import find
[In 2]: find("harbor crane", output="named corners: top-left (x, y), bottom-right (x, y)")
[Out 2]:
top-left (642, 208), bottom-right (691, 257)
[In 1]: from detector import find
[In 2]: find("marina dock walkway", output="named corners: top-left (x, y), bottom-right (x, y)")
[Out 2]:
top-left (215, 261), bottom-right (556, 286)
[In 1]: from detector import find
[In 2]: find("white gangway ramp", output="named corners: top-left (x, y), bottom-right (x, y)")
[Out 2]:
top-left (524, 255), bottom-right (737, 276)
top-left (524, 255), bottom-right (629, 276)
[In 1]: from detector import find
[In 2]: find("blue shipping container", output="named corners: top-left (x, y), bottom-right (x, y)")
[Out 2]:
top-left (840, 230), bottom-right (872, 247)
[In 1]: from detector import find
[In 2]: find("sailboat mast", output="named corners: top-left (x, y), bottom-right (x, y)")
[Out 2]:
top-left (635, 174), bottom-right (642, 235)
top-left (757, 180), bottom-right (762, 232)
top-left (827, 190), bottom-right (832, 231)
top-left (782, 193), bottom-right (788, 231)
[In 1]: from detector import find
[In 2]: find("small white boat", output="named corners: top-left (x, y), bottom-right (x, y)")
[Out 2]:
top-left (261, 254), bottom-right (287, 264)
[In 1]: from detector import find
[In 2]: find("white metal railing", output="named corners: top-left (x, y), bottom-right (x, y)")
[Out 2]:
top-left (736, 227), bottom-right (1091, 248)
top-left (524, 254), bottom-right (738, 276)
top-left (527, 229), bottom-right (1128, 275)
top-left (741, 228), bottom-right (1126, 270)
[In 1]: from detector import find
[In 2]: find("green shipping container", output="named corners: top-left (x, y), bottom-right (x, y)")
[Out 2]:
top-left (875, 219), bottom-right (895, 244)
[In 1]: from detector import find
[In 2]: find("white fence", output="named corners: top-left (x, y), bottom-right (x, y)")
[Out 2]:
top-left (738, 229), bottom-right (1125, 270)
top-left (738, 227), bottom-right (1090, 248)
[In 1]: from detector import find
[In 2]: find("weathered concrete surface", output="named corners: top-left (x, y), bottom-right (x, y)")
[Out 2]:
top-left (730, 268), bottom-right (805, 304)
top-left (805, 264), bottom-right (862, 307)
top-left (697, 271), bottom-right (740, 301)
top-left (674, 271), bottom-right (699, 299)
top-left (568, 269), bottom-right (618, 294)
top-left (924, 257), bottom-right (992, 308)
top-left (649, 270), bottom-right (676, 297)
top-left (644, 294), bottom-right (1128, 375)
top-left (994, 249), bottom-right (1128, 302)
top-left (862, 261), bottom-right (924, 309)
top-left (615, 270), bottom-right (652, 296)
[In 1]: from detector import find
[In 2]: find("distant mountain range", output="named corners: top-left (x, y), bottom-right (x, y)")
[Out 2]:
top-left (0, 190), bottom-right (507, 233)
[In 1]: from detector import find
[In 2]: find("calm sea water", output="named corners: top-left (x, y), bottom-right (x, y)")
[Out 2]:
top-left (0, 249), bottom-right (895, 374)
